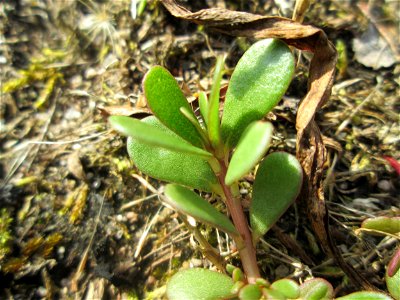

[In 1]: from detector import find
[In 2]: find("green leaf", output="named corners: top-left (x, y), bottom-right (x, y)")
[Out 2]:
top-left (225, 121), bottom-right (273, 185)
top-left (143, 66), bottom-right (203, 147)
top-left (208, 56), bottom-right (224, 149)
top-left (127, 116), bottom-right (218, 192)
top-left (299, 278), bottom-right (333, 300)
top-left (387, 248), bottom-right (400, 277)
top-left (166, 268), bottom-right (234, 300)
top-left (109, 116), bottom-right (212, 159)
top-left (386, 267), bottom-right (400, 300)
top-left (221, 38), bottom-right (294, 148)
top-left (270, 279), bottom-right (300, 299)
top-left (263, 288), bottom-right (286, 300)
top-left (199, 91), bottom-right (209, 126)
top-left (164, 184), bottom-right (238, 236)
top-left (361, 216), bottom-right (400, 234)
top-left (238, 284), bottom-right (262, 300)
top-left (250, 152), bottom-right (302, 241)
top-left (336, 291), bottom-right (393, 300)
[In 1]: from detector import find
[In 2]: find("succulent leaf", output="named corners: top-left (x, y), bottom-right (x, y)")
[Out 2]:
top-left (166, 268), bottom-right (234, 300)
top-left (270, 279), bottom-right (300, 299)
top-left (164, 184), bottom-right (237, 236)
top-left (199, 91), bottom-right (209, 126)
top-left (225, 121), bottom-right (273, 185)
top-left (250, 152), bottom-right (303, 241)
top-left (299, 278), bottom-right (333, 300)
top-left (336, 291), bottom-right (393, 300)
top-left (126, 116), bottom-right (218, 192)
top-left (208, 56), bottom-right (224, 148)
top-left (221, 38), bottom-right (294, 147)
top-left (386, 267), bottom-right (400, 300)
top-left (238, 284), bottom-right (262, 300)
top-left (143, 66), bottom-right (203, 147)
top-left (109, 116), bottom-right (211, 159)
top-left (361, 216), bottom-right (400, 234)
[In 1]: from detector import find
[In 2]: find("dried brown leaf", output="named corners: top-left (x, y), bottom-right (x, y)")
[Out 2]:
top-left (98, 105), bottom-right (151, 119)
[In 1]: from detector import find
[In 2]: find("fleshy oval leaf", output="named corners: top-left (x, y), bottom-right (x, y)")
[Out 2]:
top-left (250, 152), bottom-right (303, 241)
top-left (225, 121), bottom-right (273, 185)
top-left (221, 38), bottom-right (294, 147)
top-left (166, 268), bottom-right (234, 300)
top-left (143, 66), bottom-right (203, 147)
top-left (387, 248), bottom-right (400, 277)
top-left (361, 216), bottom-right (400, 234)
top-left (336, 291), bottom-right (393, 300)
top-left (127, 116), bottom-right (218, 192)
top-left (164, 184), bottom-right (238, 236)
top-left (263, 288), bottom-right (286, 300)
top-left (270, 279), bottom-right (300, 299)
top-left (238, 284), bottom-right (262, 300)
top-left (109, 116), bottom-right (212, 159)
top-left (299, 278), bottom-right (333, 300)
top-left (386, 266), bottom-right (400, 300)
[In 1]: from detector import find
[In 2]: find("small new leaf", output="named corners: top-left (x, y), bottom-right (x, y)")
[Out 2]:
top-left (250, 152), bottom-right (302, 241)
top-left (164, 184), bottom-right (238, 236)
top-left (199, 91), bottom-right (209, 126)
top-left (270, 279), bottom-right (300, 299)
top-left (143, 66), bottom-right (203, 147)
top-left (167, 268), bottom-right (234, 300)
top-left (208, 56), bottom-right (224, 149)
top-left (109, 116), bottom-right (212, 159)
top-left (225, 121), bottom-right (273, 185)
top-left (221, 39), bottom-right (294, 147)
top-left (299, 278), bottom-right (333, 300)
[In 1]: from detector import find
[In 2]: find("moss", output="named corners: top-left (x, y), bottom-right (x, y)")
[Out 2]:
top-left (0, 209), bottom-right (13, 262)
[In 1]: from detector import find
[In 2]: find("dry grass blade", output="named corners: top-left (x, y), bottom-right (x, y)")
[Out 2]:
top-left (159, 0), bottom-right (379, 291)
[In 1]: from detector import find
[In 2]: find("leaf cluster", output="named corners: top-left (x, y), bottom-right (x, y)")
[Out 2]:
top-left (109, 38), bottom-right (397, 299)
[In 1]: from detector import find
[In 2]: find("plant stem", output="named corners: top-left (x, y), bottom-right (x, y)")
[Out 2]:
top-left (180, 215), bottom-right (227, 273)
top-left (217, 159), bottom-right (260, 283)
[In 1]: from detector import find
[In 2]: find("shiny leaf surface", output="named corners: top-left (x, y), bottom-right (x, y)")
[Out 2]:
top-left (166, 268), bottom-right (234, 300)
top-left (109, 116), bottom-right (211, 159)
top-left (221, 39), bottom-right (294, 147)
top-left (127, 116), bottom-right (218, 192)
top-left (250, 152), bottom-right (302, 241)
top-left (143, 66), bottom-right (203, 147)
top-left (299, 278), bottom-right (333, 300)
top-left (225, 121), bottom-right (273, 185)
top-left (361, 216), bottom-right (400, 234)
top-left (336, 291), bottom-right (393, 300)
top-left (270, 279), bottom-right (300, 299)
top-left (164, 184), bottom-right (237, 236)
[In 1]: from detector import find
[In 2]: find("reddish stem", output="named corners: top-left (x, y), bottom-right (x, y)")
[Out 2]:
top-left (217, 159), bottom-right (260, 283)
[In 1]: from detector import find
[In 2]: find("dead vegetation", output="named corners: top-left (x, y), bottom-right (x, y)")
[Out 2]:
top-left (0, 0), bottom-right (399, 299)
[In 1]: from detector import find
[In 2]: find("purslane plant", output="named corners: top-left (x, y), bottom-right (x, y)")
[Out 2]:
top-left (109, 39), bottom-right (394, 299)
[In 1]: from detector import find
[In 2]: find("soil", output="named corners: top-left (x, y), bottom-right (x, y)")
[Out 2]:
top-left (0, 0), bottom-right (399, 299)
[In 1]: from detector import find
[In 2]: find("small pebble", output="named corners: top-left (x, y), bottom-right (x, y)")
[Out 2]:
top-left (126, 212), bottom-right (138, 223)
top-left (116, 214), bottom-right (126, 222)
top-left (65, 107), bottom-right (82, 120)
top-left (36, 287), bottom-right (47, 298)
top-left (377, 180), bottom-right (392, 192)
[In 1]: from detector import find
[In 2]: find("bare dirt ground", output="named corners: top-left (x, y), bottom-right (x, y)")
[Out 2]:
top-left (0, 0), bottom-right (399, 299)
